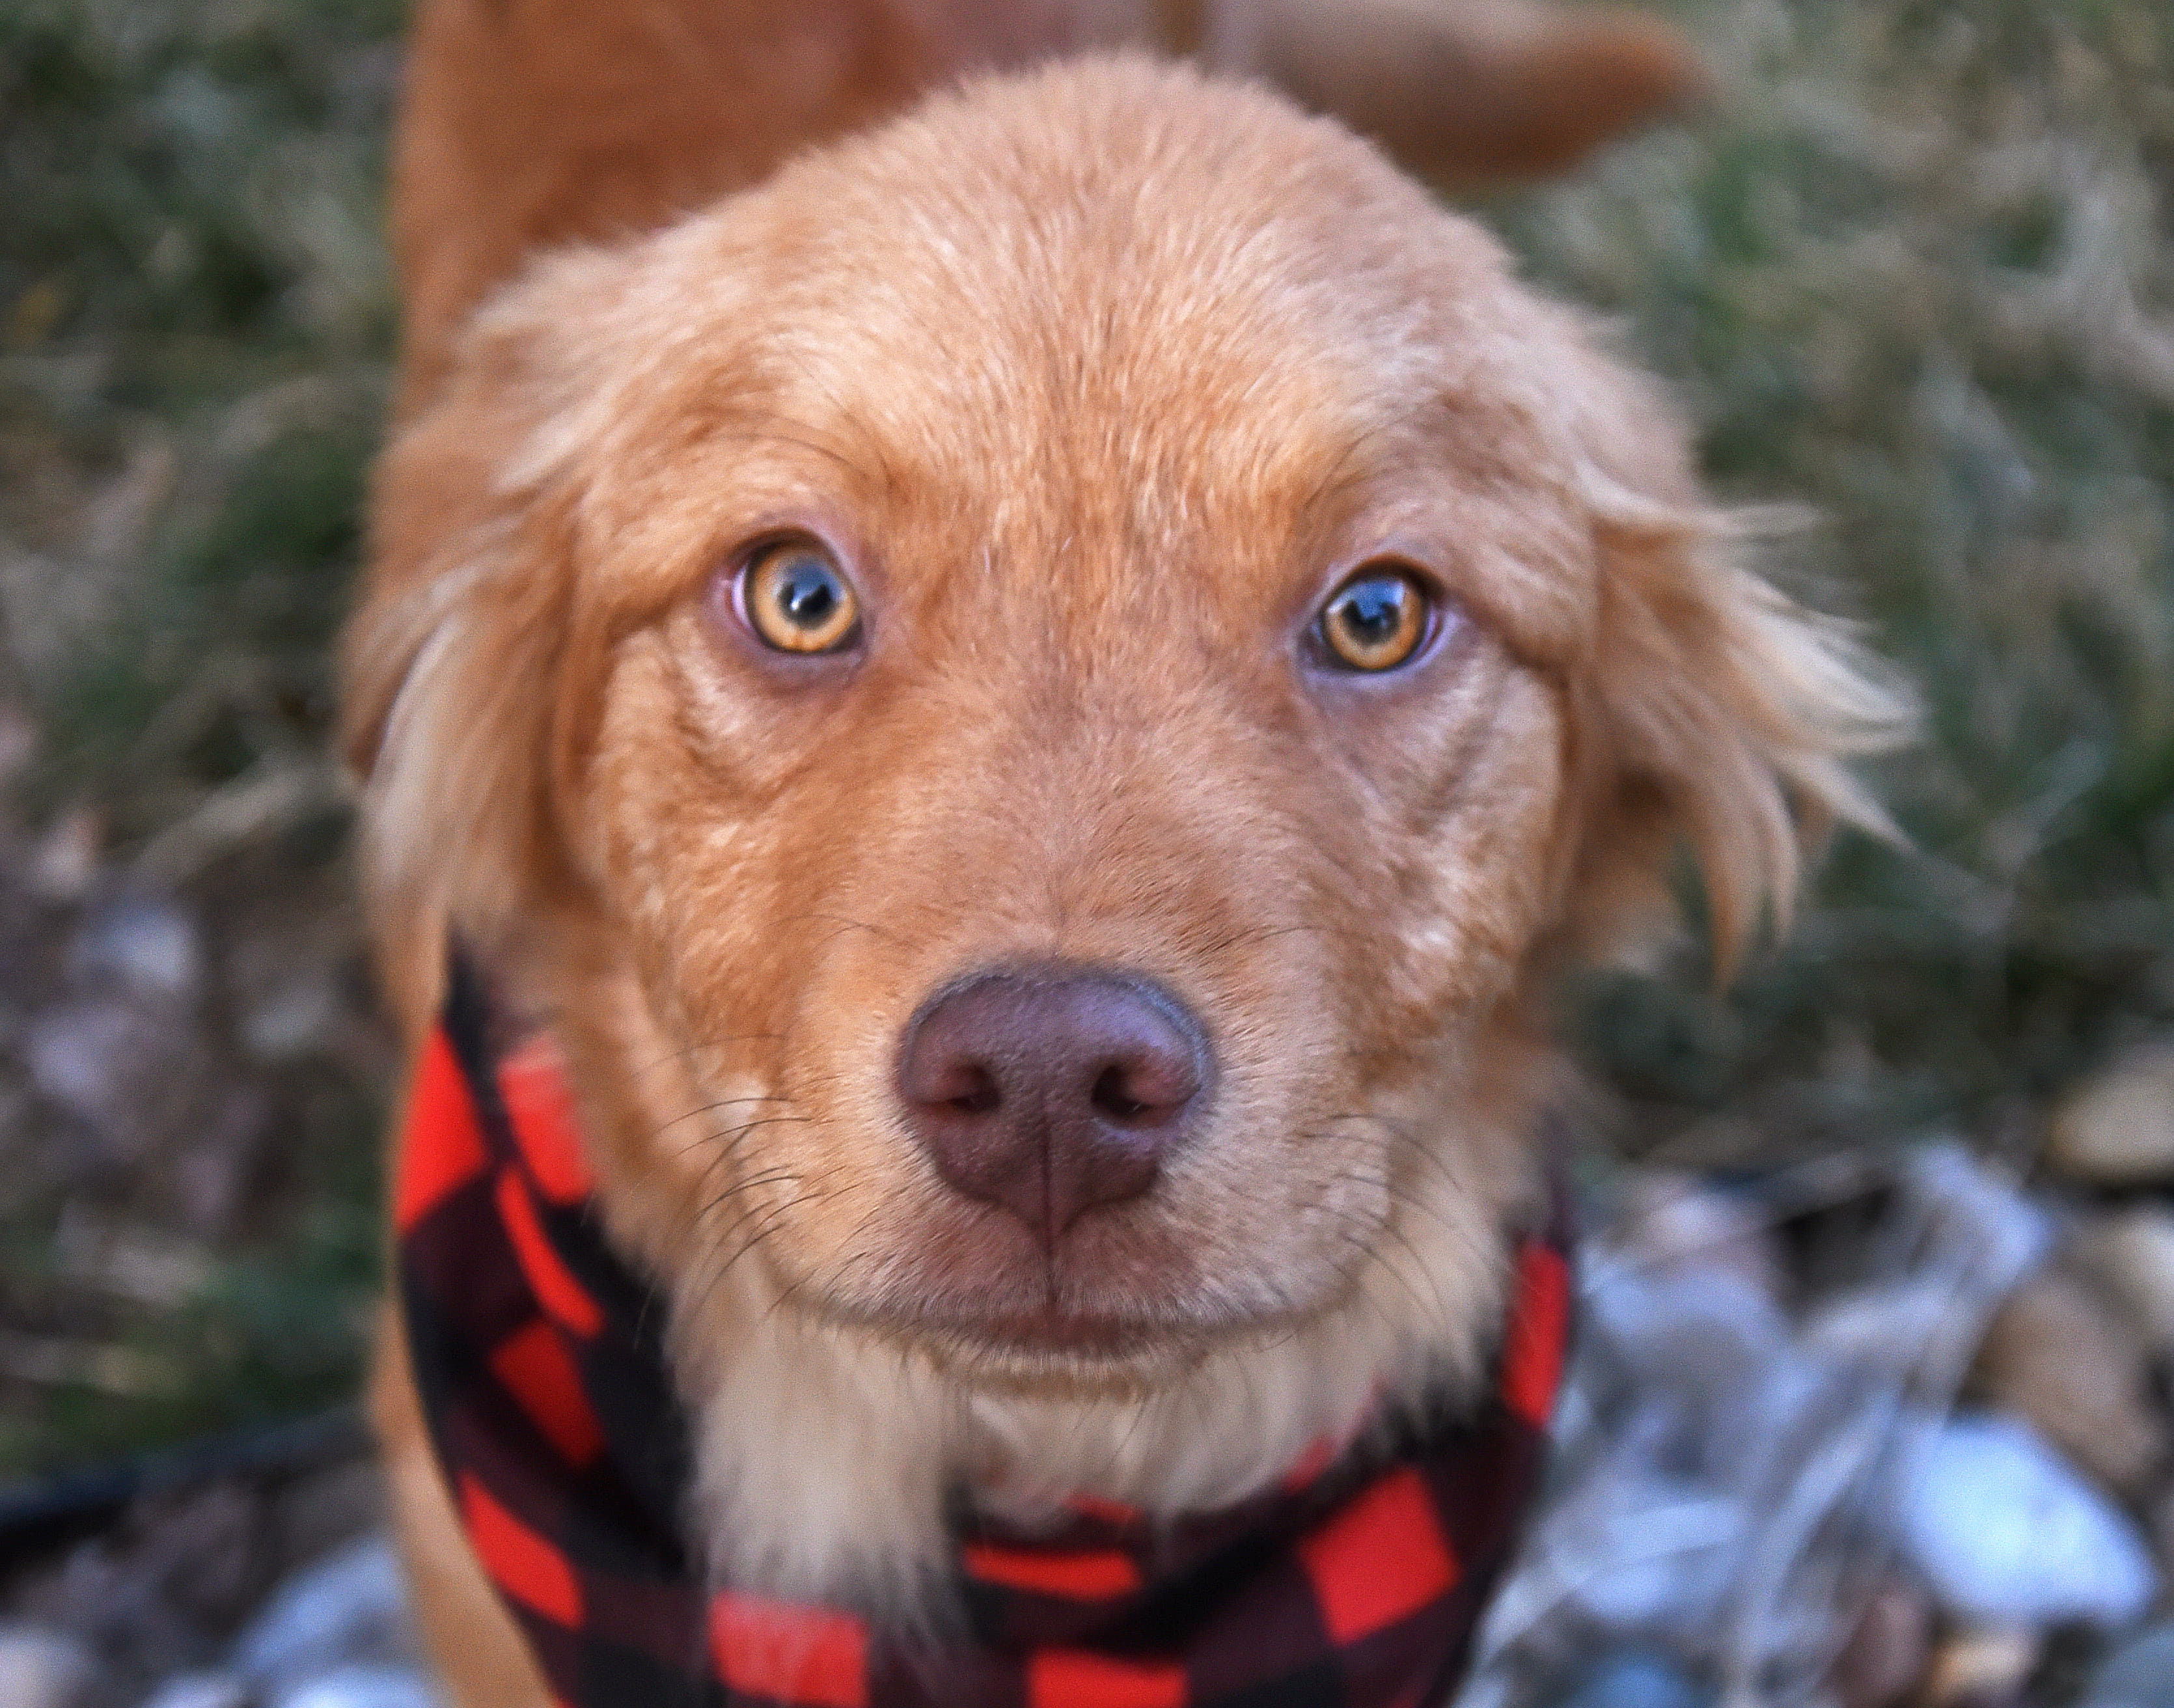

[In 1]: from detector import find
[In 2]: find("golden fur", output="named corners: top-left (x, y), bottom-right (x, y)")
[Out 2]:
top-left (349, 7), bottom-right (1895, 1704)
top-left (389, 0), bottom-right (1707, 409)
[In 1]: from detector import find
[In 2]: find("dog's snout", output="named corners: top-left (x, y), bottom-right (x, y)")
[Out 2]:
top-left (896, 970), bottom-right (1211, 1237)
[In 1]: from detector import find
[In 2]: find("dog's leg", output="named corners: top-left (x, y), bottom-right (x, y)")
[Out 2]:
top-left (1190, 0), bottom-right (1709, 182)
top-left (371, 1308), bottom-right (553, 1708)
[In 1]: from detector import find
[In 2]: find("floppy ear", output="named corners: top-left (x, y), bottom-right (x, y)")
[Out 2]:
top-left (340, 248), bottom-right (629, 1027)
top-left (1545, 358), bottom-right (1910, 976)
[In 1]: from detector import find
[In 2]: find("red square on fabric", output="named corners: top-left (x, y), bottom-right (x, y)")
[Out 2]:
top-left (1295, 1467), bottom-right (1457, 1644)
top-left (1064, 1493), bottom-right (1140, 1526)
top-left (962, 1543), bottom-right (1141, 1600)
top-left (1500, 1242), bottom-right (1570, 1429)
top-left (394, 1028), bottom-right (488, 1232)
top-left (489, 1317), bottom-right (605, 1467)
top-left (1278, 1431), bottom-right (1340, 1494)
top-left (709, 1591), bottom-right (868, 1708)
top-left (458, 1473), bottom-right (583, 1628)
top-left (1028, 1651), bottom-right (1188, 1708)
top-left (495, 1166), bottom-right (605, 1338)
top-left (499, 1038), bottom-right (596, 1205)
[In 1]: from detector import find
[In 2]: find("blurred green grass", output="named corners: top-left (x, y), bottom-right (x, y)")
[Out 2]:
top-left (1, 0), bottom-right (2171, 1475)
top-left (1500, 0), bottom-right (2174, 1164)
top-left (0, 0), bottom-right (398, 1478)
top-left (0, 0), bottom-right (396, 823)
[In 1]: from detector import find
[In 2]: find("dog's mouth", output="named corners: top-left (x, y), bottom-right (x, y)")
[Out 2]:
top-left (775, 1185), bottom-right (1365, 1390)
top-left (703, 963), bottom-right (1393, 1381)
top-left (910, 1302), bottom-right (1190, 1368)
top-left (817, 1293), bottom-right (1259, 1391)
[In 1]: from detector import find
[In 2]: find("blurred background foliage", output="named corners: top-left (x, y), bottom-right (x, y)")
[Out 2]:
top-left (1505, 0), bottom-right (2174, 1168)
top-left (0, 0), bottom-right (398, 1477)
top-left (0, 0), bottom-right (2170, 1477)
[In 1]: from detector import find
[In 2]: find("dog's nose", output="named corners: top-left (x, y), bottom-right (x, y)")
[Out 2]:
top-left (896, 969), bottom-right (1211, 1238)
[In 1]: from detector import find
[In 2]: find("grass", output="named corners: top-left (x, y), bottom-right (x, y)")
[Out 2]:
top-left (1, 0), bottom-right (2171, 1474)
top-left (1495, 0), bottom-right (2174, 1168)
top-left (0, 0), bottom-right (398, 1478)
top-left (0, 0), bottom-right (395, 822)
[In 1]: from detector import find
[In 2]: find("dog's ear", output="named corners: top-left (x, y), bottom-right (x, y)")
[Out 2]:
top-left (1544, 354), bottom-right (1910, 977)
top-left (341, 248), bottom-right (630, 1024)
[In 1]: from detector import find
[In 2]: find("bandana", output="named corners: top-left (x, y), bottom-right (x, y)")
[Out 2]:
top-left (396, 956), bottom-right (1573, 1708)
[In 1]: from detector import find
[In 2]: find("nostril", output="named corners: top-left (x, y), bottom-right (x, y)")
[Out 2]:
top-left (947, 1065), bottom-right (1000, 1116)
top-left (1088, 1052), bottom-right (1195, 1125)
top-left (1090, 1064), bottom-right (1148, 1123)
top-left (900, 1040), bottom-right (1001, 1116)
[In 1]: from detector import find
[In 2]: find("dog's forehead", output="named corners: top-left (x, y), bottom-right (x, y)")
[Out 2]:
top-left (587, 64), bottom-right (1597, 650)
top-left (737, 92), bottom-right (1493, 414)
top-left (739, 221), bottom-right (1422, 557)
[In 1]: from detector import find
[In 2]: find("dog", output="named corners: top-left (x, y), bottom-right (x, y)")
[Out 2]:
top-left (344, 4), bottom-right (1900, 1704)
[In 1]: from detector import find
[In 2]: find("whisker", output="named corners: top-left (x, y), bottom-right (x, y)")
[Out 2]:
top-left (654, 1094), bottom-right (798, 1146)
top-left (616, 1034), bottom-right (793, 1081)
top-left (772, 911), bottom-right (907, 947)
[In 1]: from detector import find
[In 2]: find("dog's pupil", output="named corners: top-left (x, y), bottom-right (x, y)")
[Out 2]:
top-left (1343, 579), bottom-right (1404, 641)
top-left (778, 560), bottom-right (838, 627)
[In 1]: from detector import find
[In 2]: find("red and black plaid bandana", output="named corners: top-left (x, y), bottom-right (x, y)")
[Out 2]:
top-left (396, 957), bottom-right (1573, 1708)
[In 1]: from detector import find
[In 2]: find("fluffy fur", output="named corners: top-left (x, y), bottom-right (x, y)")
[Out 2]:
top-left (387, 0), bottom-right (1708, 410)
top-left (350, 6), bottom-right (1897, 1704)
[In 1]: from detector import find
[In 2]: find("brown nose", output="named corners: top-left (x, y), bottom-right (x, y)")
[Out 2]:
top-left (895, 969), bottom-right (1211, 1239)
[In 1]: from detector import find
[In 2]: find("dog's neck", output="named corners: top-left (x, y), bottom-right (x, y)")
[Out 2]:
top-left (497, 933), bottom-right (1551, 1613)
top-left (398, 965), bottom-right (1570, 1707)
top-left (672, 1248), bottom-right (1515, 1614)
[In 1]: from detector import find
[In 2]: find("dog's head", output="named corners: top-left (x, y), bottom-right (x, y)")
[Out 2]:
top-left (349, 61), bottom-right (1895, 1417)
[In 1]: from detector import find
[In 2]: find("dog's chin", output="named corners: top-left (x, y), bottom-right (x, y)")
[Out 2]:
top-left (793, 1274), bottom-right (1345, 1401)
top-left (920, 1314), bottom-right (1213, 1398)
top-left (814, 1302), bottom-right (1259, 1399)
top-left (755, 1192), bottom-right (1369, 1396)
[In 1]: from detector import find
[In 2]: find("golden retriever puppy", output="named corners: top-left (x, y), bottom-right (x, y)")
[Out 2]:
top-left (345, 5), bottom-right (1894, 1706)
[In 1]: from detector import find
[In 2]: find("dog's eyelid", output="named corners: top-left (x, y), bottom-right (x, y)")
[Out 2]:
top-left (1300, 540), bottom-right (1452, 605)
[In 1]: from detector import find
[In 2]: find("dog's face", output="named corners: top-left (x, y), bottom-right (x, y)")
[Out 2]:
top-left (351, 64), bottom-right (1890, 1398)
top-left (577, 166), bottom-right (1580, 1375)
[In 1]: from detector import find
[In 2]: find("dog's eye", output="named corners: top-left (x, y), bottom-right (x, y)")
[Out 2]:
top-left (1318, 566), bottom-right (1431, 671)
top-left (741, 541), bottom-right (861, 654)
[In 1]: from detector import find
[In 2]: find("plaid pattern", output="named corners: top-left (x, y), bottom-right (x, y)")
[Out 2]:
top-left (397, 957), bottom-right (1573, 1708)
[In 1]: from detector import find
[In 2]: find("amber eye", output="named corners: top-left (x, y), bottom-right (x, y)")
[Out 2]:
top-left (741, 540), bottom-right (860, 654)
top-left (1318, 567), bottom-right (1431, 671)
